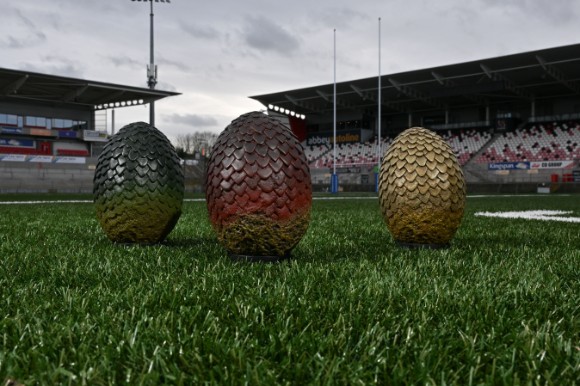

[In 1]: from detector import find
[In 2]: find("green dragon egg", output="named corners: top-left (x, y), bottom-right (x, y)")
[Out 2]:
top-left (378, 127), bottom-right (466, 248)
top-left (93, 121), bottom-right (184, 244)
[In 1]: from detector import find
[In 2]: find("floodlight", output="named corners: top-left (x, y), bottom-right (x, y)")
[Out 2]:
top-left (130, 0), bottom-right (171, 126)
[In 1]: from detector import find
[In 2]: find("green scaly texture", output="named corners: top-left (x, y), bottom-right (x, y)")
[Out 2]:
top-left (93, 122), bottom-right (184, 244)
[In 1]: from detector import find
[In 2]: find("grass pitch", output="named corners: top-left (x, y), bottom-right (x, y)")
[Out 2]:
top-left (0, 194), bottom-right (578, 385)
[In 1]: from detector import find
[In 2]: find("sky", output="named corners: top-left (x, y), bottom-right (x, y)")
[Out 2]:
top-left (2, 0), bottom-right (580, 144)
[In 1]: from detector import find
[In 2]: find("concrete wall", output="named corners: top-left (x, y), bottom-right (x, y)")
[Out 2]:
top-left (0, 160), bottom-right (96, 193)
top-left (1, 160), bottom-right (205, 194)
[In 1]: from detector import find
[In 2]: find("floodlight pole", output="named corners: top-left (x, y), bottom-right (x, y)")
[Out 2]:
top-left (376, 17), bottom-right (382, 192)
top-left (331, 29), bottom-right (339, 194)
top-left (131, 0), bottom-right (171, 127)
top-left (148, 0), bottom-right (156, 127)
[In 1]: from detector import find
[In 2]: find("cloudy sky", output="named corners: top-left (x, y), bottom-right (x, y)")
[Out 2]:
top-left (2, 0), bottom-right (579, 143)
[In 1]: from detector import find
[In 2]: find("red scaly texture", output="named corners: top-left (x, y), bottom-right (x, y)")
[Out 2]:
top-left (206, 111), bottom-right (312, 230)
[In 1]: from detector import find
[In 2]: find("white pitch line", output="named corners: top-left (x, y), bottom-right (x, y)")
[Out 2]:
top-left (475, 210), bottom-right (580, 223)
top-left (468, 194), bottom-right (572, 198)
top-left (0, 200), bottom-right (93, 205)
top-left (0, 194), bottom-right (575, 205)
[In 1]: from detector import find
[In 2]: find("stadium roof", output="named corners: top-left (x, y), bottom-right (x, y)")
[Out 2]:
top-left (0, 67), bottom-right (180, 111)
top-left (250, 43), bottom-right (580, 117)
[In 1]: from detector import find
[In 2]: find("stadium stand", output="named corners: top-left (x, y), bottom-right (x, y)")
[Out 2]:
top-left (440, 129), bottom-right (493, 165)
top-left (304, 143), bottom-right (331, 166)
top-left (477, 122), bottom-right (580, 163)
top-left (305, 137), bottom-right (392, 168)
top-left (305, 129), bottom-right (493, 169)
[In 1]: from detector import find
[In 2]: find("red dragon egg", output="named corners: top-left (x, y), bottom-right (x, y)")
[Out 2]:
top-left (205, 112), bottom-right (312, 261)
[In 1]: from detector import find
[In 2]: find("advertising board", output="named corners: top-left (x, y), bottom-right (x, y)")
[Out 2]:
top-left (488, 162), bottom-right (530, 171)
top-left (529, 160), bottom-right (574, 169)
top-left (0, 126), bottom-right (23, 134)
top-left (0, 138), bottom-right (35, 148)
top-left (83, 130), bottom-right (109, 142)
top-left (306, 129), bottom-right (373, 146)
top-left (0, 154), bottom-right (26, 162)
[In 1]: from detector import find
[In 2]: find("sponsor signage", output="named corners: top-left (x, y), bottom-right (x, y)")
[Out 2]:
top-left (573, 170), bottom-right (580, 182)
top-left (530, 160), bottom-right (574, 169)
top-left (58, 130), bottom-right (78, 139)
top-left (0, 154), bottom-right (26, 162)
top-left (307, 130), bottom-right (362, 146)
top-left (489, 161), bottom-right (575, 170)
top-left (29, 128), bottom-right (53, 137)
top-left (27, 155), bottom-right (53, 163)
top-left (0, 138), bottom-right (35, 148)
top-left (1, 126), bottom-right (23, 134)
top-left (83, 130), bottom-right (109, 142)
top-left (54, 156), bottom-right (86, 164)
top-left (488, 162), bottom-right (529, 170)
top-left (0, 154), bottom-right (87, 164)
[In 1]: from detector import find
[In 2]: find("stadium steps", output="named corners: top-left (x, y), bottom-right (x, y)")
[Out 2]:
top-left (307, 144), bottom-right (332, 167)
top-left (463, 164), bottom-right (494, 183)
top-left (464, 132), bottom-right (503, 167)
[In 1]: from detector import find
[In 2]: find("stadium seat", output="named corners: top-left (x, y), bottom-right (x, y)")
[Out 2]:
top-left (477, 122), bottom-right (580, 163)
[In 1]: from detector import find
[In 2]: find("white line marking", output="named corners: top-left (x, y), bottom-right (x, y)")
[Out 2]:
top-left (0, 200), bottom-right (92, 205)
top-left (475, 210), bottom-right (580, 223)
top-left (0, 194), bottom-right (575, 205)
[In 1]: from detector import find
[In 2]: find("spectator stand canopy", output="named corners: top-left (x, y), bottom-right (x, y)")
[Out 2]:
top-left (0, 67), bottom-right (180, 114)
top-left (250, 43), bottom-right (580, 133)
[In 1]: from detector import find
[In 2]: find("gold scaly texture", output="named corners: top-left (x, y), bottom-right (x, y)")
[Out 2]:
top-left (378, 127), bottom-right (466, 246)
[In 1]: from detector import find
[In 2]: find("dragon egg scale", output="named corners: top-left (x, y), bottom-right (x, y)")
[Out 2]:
top-left (205, 111), bottom-right (312, 262)
top-left (93, 121), bottom-right (184, 244)
top-left (378, 127), bottom-right (466, 248)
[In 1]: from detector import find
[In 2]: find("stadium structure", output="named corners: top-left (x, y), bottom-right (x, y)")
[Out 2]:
top-left (1, 44), bottom-right (579, 194)
top-left (251, 43), bottom-right (580, 193)
top-left (0, 68), bottom-right (179, 193)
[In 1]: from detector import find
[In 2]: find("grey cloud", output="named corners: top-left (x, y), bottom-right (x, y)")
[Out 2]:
top-left (242, 15), bottom-right (299, 54)
top-left (158, 58), bottom-right (191, 72)
top-left (155, 81), bottom-right (177, 92)
top-left (315, 7), bottom-right (368, 29)
top-left (0, 9), bottom-right (46, 49)
top-left (164, 113), bottom-right (219, 128)
top-left (0, 9), bottom-right (46, 48)
top-left (179, 22), bottom-right (220, 40)
top-left (480, 0), bottom-right (577, 23)
top-left (15, 9), bottom-right (37, 29)
top-left (108, 55), bottom-right (142, 69)
top-left (0, 32), bottom-right (46, 48)
top-left (20, 59), bottom-right (84, 78)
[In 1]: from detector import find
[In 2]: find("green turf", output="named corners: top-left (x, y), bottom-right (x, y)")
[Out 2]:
top-left (0, 195), bottom-right (578, 385)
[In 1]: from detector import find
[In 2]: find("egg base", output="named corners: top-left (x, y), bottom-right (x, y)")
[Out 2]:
top-left (395, 241), bottom-right (450, 249)
top-left (228, 252), bottom-right (291, 263)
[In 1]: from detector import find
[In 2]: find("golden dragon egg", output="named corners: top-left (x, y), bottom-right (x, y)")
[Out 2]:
top-left (378, 127), bottom-right (466, 248)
